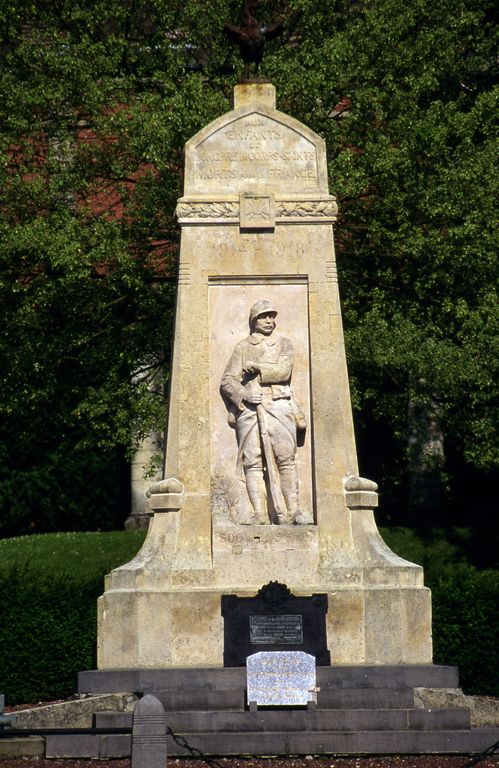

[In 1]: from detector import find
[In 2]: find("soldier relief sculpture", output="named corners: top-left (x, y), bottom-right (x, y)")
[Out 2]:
top-left (220, 300), bottom-right (313, 526)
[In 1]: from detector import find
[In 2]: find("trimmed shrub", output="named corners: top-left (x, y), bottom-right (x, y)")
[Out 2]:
top-left (0, 531), bottom-right (145, 704)
top-left (431, 564), bottom-right (499, 695)
top-left (0, 566), bottom-right (101, 703)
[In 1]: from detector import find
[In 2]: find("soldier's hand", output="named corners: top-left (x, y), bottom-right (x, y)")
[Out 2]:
top-left (243, 390), bottom-right (262, 404)
top-left (243, 361), bottom-right (260, 374)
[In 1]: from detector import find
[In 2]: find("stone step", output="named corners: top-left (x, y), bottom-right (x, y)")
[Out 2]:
top-left (0, 737), bottom-right (45, 758)
top-left (78, 664), bottom-right (459, 695)
top-left (169, 728), bottom-right (499, 756)
top-left (45, 733), bottom-right (131, 759)
top-left (95, 688), bottom-right (414, 721)
top-left (158, 687), bottom-right (245, 711)
top-left (318, 687), bottom-right (415, 709)
top-left (94, 706), bottom-right (470, 732)
top-left (101, 687), bottom-right (415, 713)
top-left (93, 686), bottom-right (413, 714)
top-left (44, 726), bottom-right (499, 758)
top-left (163, 707), bottom-right (472, 732)
top-left (94, 711), bottom-right (132, 728)
top-left (79, 666), bottom-right (246, 694)
top-left (317, 665), bottom-right (460, 690)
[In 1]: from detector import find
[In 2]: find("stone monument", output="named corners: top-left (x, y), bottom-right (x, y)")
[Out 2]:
top-left (97, 82), bottom-right (432, 669)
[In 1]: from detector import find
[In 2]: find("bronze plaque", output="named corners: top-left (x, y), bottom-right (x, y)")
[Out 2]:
top-left (249, 615), bottom-right (303, 644)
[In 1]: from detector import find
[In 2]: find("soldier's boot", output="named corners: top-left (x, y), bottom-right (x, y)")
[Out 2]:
top-left (280, 466), bottom-right (313, 525)
top-left (245, 470), bottom-right (269, 524)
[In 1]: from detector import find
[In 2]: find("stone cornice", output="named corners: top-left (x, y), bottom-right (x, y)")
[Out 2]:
top-left (176, 195), bottom-right (338, 226)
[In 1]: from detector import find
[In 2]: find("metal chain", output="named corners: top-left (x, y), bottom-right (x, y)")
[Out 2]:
top-left (461, 738), bottom-right (499, 767)
top-left (166, 726), bottom-right (227, 768)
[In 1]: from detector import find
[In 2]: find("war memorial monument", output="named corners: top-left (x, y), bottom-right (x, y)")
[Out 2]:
top-left (96, 79), bottom-right (431, 671)
top-left (75, 69), bottom-right (498, 763)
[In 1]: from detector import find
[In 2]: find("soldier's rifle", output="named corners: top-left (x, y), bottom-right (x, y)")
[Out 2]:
top-left (256, 402), bottom-right (289, 524)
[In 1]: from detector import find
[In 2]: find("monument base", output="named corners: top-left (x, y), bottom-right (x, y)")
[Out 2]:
top-left (98, 584), bottom-right (431, 668)
top-left (98, 507), bottom-right (431, 669)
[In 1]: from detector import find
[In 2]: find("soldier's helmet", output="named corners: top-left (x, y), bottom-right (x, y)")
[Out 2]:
top-left (249, 300), bottom-right (277, 326)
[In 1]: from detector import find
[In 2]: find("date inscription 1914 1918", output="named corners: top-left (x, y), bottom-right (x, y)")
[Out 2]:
top-left (221, 581), bottom-right (330, 666)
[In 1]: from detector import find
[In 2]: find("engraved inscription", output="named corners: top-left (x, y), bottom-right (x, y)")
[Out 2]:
top-left (197, 163), bottom-right (317, 182)
top-left (213, 526), bottom-right (318, 552)
top-left (249, 615), bottom-right (304, 645)
top-left (226, 120), bottom-right (283, 143)
top-left (218, 530), bottom-right (284, 547)
top-left (194, 116), bottom-right (319, 188)
top-left (217, 234), bottom-right (273, 260)
top-left (198, 164), bottom-right (316, 180)
top-left (246, 651), bottom-right (316, 706)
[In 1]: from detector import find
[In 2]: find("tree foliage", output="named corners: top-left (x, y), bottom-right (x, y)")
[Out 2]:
top-left (0, 0), bottom-right (497, 534)
top-left (272, 0), bottom-right (498, 526)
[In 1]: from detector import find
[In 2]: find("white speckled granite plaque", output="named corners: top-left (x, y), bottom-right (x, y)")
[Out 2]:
top-left (246, 651), bottom-right (317, 706)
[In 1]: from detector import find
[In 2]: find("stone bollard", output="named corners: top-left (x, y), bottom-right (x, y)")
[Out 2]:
top-left (131, 694), bottom-right (167, 768)
top-left (0, 695), bottom-right (16, 729)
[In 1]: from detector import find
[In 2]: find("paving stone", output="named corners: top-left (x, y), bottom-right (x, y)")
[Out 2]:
top-left (0, 737), bottom-right (45, 757)
top-left (45, 733), bottom-right (99, 758)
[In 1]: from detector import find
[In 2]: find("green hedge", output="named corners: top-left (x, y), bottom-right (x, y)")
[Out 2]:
top-left (383, 528), bottom-right (499, 695)
top-left (0, 531), bottom-right (497, 703)
top-left (431, 564), bottom-right (499, 695)
top-left (0, 568), bottom-right (101, 703)
top-left (0, 531), bottom-right (145, 704)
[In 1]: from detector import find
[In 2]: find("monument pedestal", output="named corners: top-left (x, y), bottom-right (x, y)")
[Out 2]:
top-left (98, 82), bottom-right (431, 669)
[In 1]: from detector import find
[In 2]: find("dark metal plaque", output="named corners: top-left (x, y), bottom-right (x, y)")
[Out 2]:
top-left (249, 614), bottom-right (303, 644)
top-left (221, 581), bottom-right (330, 667)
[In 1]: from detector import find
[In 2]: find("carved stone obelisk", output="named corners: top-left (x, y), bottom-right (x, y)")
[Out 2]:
top-left (97, 82), bottom-right (432, 668)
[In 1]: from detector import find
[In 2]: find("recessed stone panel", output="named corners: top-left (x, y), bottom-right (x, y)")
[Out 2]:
top-left (209, 281), bottom-right (313, 527)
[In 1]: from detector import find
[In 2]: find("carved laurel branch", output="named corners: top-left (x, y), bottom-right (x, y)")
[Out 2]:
top-left (176, 202), bottom-right (238, 219)
top-left (276, 200), bottom-right (338, 217)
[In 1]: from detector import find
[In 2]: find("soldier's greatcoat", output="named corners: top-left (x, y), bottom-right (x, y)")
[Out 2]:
top-left (220, 332), bottom-right (297, 475)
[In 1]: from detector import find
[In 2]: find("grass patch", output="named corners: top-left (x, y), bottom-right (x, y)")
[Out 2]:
top-left (0, 530), bottom-right (146, 583)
